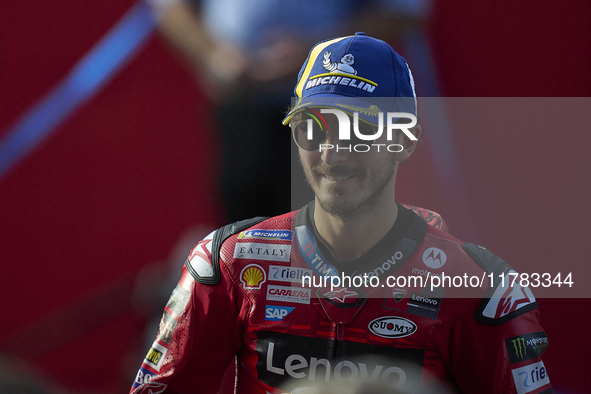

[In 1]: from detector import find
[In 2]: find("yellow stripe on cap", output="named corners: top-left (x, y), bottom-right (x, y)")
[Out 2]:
top-left (295, 36), bottom-right (353, 98)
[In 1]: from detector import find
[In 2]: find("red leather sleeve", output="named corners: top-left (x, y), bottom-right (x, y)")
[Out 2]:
top-left (434, 305), bottom-right (551, 393)
top-left (130, 263), bottom-right (248, 394)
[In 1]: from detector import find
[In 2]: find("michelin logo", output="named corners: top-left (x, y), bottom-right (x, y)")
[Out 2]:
top-left (265, 305), bottom-right (295, 322)
top-left (305, 51), bottom-right (376, 93)
top-left (323, 51), bottom-right (357, 75)
top-left (238, 229), bottom-right (293, 241)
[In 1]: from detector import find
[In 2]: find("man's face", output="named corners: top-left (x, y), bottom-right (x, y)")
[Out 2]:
top-left (296, 112), bottom-right (400, 220)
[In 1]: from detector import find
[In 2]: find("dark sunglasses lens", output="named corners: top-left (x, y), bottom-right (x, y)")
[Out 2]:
top-left (292, 119), bottom-right (326, 151)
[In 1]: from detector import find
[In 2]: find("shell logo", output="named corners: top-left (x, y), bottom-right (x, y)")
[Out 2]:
top-left (240, 264), bottom-right (266, 289)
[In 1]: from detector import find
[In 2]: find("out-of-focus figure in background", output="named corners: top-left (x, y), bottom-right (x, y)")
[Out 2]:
top-left (147, 0), bottom-right (433, 222)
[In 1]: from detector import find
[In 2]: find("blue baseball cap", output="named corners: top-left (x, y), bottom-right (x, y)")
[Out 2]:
top-left (282, 32), bottom-right (417, 126)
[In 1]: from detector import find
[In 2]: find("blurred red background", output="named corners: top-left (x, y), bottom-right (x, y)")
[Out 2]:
top-left (0, 0), bottom-right (589, 392)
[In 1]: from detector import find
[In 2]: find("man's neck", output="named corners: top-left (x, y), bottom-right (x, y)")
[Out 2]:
top-left (313, 195), bottom-right (398, 261)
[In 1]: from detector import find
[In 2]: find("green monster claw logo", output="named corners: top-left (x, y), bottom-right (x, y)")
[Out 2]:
top-left (512, 337), bottom-right (526, 359)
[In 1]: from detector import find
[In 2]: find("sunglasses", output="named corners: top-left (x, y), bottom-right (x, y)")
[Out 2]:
top-left (289, 111), bottom-right (381, 152)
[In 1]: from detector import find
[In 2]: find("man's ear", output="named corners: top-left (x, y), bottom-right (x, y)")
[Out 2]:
top-left (396, 124), bottom-right (423, 163)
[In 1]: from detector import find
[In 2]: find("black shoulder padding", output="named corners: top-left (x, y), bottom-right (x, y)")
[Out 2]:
top-left (463, 242), bottom-right (509, 275)
top-left (464, 242), bottom-right (538, 325)
top-left (186, 216), bottom-right (268, 285)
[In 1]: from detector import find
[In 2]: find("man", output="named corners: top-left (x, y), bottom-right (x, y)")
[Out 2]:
top-left (130, 34), bottom-right (551, 393)
top-left (147, 0), bottom-right (433, 222)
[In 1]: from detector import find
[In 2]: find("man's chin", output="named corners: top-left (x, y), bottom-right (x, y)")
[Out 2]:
top-left (316, 196), bottom-right (359, 220)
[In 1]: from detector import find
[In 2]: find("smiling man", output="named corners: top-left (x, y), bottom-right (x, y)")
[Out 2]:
top-left (130, 34), bottom-right (551, 394)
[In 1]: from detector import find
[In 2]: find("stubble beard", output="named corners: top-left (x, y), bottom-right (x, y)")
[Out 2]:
top-left (300, 153), bottom-right (398, 221)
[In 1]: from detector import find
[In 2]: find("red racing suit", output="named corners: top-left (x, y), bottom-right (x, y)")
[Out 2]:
top-left (130, 204), bottom-right (551, 394)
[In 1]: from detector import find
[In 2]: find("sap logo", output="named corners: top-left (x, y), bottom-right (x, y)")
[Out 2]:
top-left (511, 361), bottom-right (550, 394)
top-left (368, 317), bottom-right (417, 339)
top-left (422, 247), bottom-right (446, 269)
top-left (265, 305), bottom-right (295, 321)
top-left (266, 342), bottom-right (407, 388)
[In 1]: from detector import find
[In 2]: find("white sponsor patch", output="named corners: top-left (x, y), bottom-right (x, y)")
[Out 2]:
top-left (422, 247), bottom-right (447, 269)
top-left (268, 265), bottom-right (312, 283)
top-left (483, 270), bottom-right (536, 320)
top-left (144, 342), bottom-right (167, 372)
top-left (368, 316), bottom-right (417, 339)
top-left (266, 285), bottom-right (311, 304)
top-left (511, 361), bottom-right (550, 394)
top-left (234, 242), bottom-right (291, 262)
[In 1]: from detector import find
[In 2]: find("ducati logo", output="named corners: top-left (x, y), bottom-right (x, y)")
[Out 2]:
top-left (392, 288), bottom-right (407, 302)
top-left (422, 247), bottom-right (447, 269)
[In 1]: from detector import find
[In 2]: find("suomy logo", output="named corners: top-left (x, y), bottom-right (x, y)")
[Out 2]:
top-left (368, 317), bottom-right (417, 338)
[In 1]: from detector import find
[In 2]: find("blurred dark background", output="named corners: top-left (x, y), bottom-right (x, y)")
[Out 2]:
top-left (0, 0), bottom-right (589, 393)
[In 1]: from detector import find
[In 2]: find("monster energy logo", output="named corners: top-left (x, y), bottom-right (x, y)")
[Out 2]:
top-left (511, 337), bottom-right (526, 359)
top-left (505, 331), bottom-right (549, 365)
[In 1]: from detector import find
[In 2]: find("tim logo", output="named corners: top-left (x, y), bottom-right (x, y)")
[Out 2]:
top-left (303, 242), bottom-right (316, 258)
top-left (422, 247), bottom-right (447, 269)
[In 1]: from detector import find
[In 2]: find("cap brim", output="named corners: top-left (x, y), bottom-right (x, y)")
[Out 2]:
top-left (282, 96), bottom-right (416, 126)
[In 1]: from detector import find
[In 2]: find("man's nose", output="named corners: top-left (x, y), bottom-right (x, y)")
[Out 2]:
top-left (320, 129), bottom-right (351, 165)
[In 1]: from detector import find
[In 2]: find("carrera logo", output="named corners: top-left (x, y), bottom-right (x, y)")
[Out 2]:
top-left (265, 305), bottom-right (295, 322)
top-left (240, 264), bottom-right (266, 289)
top-left (234, 242), bottom-right (291, 262)
top-left (266, 285), bottom-right (311, 304)
top-left (368, 317), bottom-right (417, 339)
top-left (422, 247), bottom-right (446, 269)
